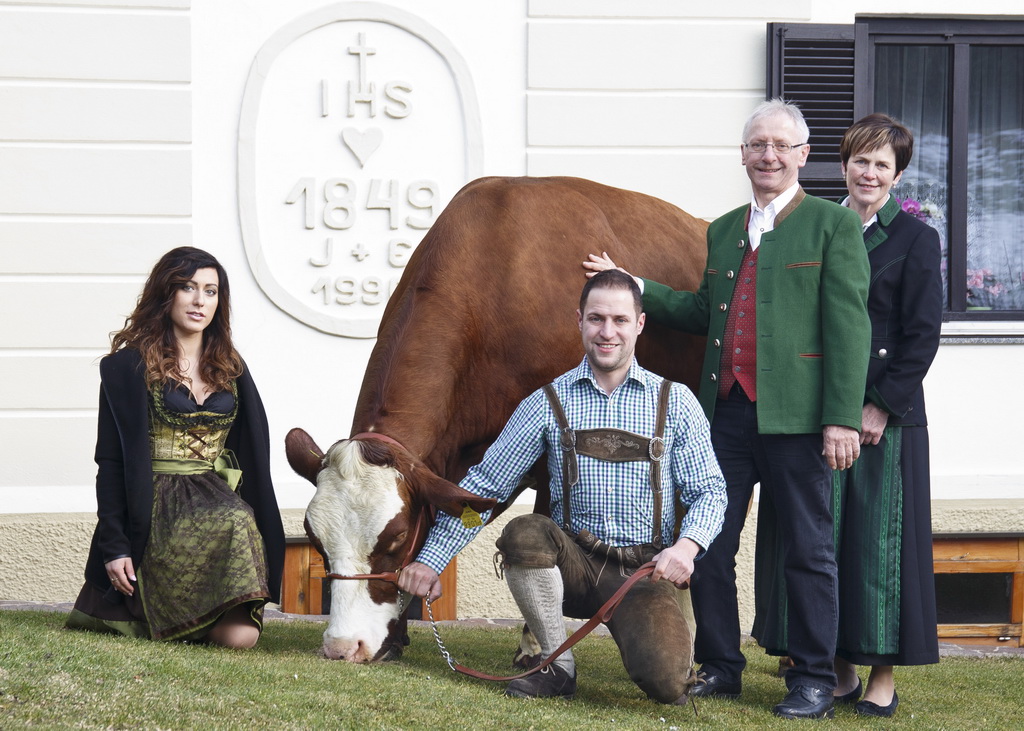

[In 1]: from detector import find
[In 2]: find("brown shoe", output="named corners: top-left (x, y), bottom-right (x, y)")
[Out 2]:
top-left (505, 664), bottom-right (577, 699)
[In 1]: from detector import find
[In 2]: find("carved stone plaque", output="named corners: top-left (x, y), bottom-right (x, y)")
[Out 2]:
top-left (239, 3), bottom-right (482, 337)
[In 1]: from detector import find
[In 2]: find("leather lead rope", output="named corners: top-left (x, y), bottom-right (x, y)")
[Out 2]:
top-left (441, 562), bottom-right (657, 682)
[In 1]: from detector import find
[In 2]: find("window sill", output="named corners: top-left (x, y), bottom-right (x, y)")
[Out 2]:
top-left (941, 320), bottom-right (1024, 342)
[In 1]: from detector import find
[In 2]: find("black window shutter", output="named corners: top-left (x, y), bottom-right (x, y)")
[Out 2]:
top-left (766, 22), bottom-right (859, 201)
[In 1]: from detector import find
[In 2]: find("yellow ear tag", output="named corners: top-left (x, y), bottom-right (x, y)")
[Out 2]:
top-left (460, 503), bottom-right (483, 529)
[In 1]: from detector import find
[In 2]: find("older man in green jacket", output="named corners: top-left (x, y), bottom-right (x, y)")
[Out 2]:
top-left (585, 98), bottom-right (870, 720)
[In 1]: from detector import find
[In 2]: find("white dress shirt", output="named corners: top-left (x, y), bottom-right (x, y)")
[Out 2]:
top-left (748, 182), bottom-right (801, 250)
top-left (841, 194), bottom-right (887, 231)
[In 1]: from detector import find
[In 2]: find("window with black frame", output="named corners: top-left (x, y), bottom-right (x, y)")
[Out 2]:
top-left (767, 18), bottom-right (1024, 320)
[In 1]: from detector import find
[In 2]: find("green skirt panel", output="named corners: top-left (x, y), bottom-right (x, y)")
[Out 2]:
top-left (139, 470), bottom-right (269, 641)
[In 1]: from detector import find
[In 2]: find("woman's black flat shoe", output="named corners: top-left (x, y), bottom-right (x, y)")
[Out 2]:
top-left (834, 679), bottom-right (863, 704)
top-left (855, 691), bottom-right (899, 717)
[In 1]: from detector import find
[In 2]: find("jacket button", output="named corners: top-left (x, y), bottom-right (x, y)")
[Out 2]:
top-left (710, 373), bottom-right (717, 382)
top-left (714, 339), bottom-right (721, 348)
top-left (737, 240), bottom-right (745, 248)
top-left (877, 348), bottom-right (888, 357)
top-left (719, 303), bottom-right (728, 312)
top-left (726, 270), bottom-right (735, 279)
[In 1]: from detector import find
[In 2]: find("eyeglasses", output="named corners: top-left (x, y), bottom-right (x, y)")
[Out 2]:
top-left (744, 141), bottom-right (808, 154)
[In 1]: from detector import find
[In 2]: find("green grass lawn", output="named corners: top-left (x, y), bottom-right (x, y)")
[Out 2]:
top-left (1, 609), bottom-right (1021, 729)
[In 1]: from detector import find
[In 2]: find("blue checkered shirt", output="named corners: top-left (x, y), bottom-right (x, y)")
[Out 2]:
top-left (415, 358), bottom-right (727, 575)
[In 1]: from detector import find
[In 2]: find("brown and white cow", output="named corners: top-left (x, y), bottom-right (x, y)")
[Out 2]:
top-left (286, 176), bottom-right (708, 662)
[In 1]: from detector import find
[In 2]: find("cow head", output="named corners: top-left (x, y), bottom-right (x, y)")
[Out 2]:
top-left (285, 427), bottom-right (495, 662)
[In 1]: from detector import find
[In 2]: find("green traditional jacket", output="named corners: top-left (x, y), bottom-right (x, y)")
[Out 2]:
top-left (642, 189), bottom-right (870, 434)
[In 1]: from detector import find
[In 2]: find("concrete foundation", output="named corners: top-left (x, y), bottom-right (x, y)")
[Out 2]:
top-left (5, 500), bottom-right (1021, 631)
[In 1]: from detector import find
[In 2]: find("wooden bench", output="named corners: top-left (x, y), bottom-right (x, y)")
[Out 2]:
top-left (280, 537), bottom-right (459, 620)
top-left (281, 533), bottom-right (1023, 647)
top-left (933, 533), bottom-right (1023, 647)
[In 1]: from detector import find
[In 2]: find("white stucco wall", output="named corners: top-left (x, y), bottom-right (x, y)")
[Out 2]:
top-left (1, 1), bottom-right (1021, 621)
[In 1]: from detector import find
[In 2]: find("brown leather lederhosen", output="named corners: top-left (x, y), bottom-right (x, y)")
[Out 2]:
top-left (542, 379), bottom-right (673, 566)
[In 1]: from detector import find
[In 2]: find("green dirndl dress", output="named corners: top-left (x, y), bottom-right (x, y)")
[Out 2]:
top-left (752, 423), bottom-right (939, 666)
top-left (67, 383), bottom-right (270, 641)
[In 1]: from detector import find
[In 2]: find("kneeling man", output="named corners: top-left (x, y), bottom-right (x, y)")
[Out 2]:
top-left (399, 269), bottom-right (727, 703)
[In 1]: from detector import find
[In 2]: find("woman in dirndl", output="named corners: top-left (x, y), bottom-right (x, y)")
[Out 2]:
top-left (753, 113), bottom-right (942, 717)
top-left (66, 247), bottom-right (285, 647)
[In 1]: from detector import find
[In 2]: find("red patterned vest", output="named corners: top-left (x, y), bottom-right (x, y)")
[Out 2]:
top-left (718, 244), bottom-right (759, 400)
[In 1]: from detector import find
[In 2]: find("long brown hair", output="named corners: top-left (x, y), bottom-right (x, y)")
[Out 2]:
top-left (111, 247), bottom-right (243, 391)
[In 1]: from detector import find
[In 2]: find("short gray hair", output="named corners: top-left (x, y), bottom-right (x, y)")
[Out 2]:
top-left (742, 98), bottom-right (809, 144)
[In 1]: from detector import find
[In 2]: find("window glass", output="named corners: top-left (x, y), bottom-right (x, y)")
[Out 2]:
top-left (967, 46), bottom-right (1024, 311)
top-left (770, 19), bottom-right (1024, 317)
top-left (875, 45), bottom-right (951, 308)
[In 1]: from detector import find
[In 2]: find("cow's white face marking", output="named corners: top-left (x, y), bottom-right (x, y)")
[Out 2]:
top-left (305, 440), bottom-right (406, 662)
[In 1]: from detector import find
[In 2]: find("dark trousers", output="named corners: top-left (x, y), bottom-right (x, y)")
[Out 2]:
top-left (692, 386), bottom-right (838, 692)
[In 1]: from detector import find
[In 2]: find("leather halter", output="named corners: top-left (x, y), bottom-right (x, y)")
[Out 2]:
top-left (351, 431), bottom-right (407, 451)
top-left (322, 502), bottom-right (431, 584)
top-left (322, 432), bottom-right (432, 584)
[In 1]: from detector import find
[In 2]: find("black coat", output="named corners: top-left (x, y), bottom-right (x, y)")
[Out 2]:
top-left (83, 348), bottom-right (285, 603)
top-left (862, 195), bottom-right (943, 426)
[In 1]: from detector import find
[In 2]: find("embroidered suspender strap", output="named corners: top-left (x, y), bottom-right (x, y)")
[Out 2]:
top-left (542, 383), bottom-right (577, 531)
top-left (650, 378), bottom-right (672, 544)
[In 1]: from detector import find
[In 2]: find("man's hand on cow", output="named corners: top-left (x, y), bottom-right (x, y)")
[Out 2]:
top-left (650, 537), bottom-right (700, 589)
top-left (583, 252), bottom-right (647, 292)
top-left (822, 424), bottom-right (861, 470)
top-left (583, 252), bottom-right (626, 278)
top-left (860, 402), bottom-right (889, 446)
top-left (397, 561), bottom-right (442, 600)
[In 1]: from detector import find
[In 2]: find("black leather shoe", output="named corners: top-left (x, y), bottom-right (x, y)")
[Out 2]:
top-left (505, 663), bottom-right (577, 699)
top-left (772, 686), bottom-right (835, 719)
top-left (834, 679), bottom-right (863, 704)
top-left (690, 671), bottom-right (742, 699)
top-left (856, 691), bottom-right (899, 717)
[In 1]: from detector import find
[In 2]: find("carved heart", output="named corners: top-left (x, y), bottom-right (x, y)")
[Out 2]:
top-left (341, 127), bottom-right (383, 167)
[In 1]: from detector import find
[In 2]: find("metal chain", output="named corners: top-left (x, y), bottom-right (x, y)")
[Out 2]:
top-left (423, 591), bottom-right (459, 671)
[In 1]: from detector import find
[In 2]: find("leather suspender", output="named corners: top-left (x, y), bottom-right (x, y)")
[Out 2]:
top-left (542, 379), bottom-right (672, 544)
top-left (651, 379), bottom-right (671, 544)
top-left (543, 382), bottom-right (577, 532)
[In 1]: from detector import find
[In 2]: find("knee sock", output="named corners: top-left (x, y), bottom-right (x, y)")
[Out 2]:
top-left (504, 564), bottom-right (575, 674)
